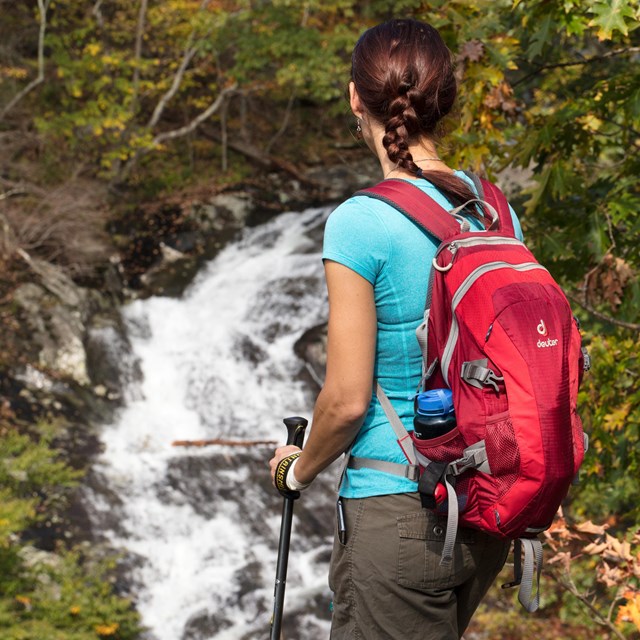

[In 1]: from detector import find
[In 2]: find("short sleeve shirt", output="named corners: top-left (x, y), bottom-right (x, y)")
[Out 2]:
top-left (322, 172), bottom-right (524, 498)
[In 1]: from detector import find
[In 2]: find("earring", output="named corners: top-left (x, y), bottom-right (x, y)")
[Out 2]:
top-left (356, 118), bottom-right (362, 133)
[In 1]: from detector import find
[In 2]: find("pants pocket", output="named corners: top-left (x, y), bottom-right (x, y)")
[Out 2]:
top-left (397, 510), bottom-right (477, 590)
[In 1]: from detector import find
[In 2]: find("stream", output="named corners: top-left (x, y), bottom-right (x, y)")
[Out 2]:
top-left (85, 205), bottom-right (336, 640)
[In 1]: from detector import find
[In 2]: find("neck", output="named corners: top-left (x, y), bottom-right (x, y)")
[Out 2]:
top-left (359, 115), bottom-right (451, 178)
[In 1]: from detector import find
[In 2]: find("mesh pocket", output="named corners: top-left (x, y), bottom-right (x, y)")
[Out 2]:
top-left (484, 415), bottom-right (520, 500)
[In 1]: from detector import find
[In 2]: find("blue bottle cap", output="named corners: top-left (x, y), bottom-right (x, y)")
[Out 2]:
top-left (416, 389), bottom-right (454, 417)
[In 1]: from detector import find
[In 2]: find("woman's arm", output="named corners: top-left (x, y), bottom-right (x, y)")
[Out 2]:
top-left (269, 260), bottom-right (377, 486)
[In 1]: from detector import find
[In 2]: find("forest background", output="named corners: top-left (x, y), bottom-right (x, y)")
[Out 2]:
top-left (0, 0), bottom-right (639, 638)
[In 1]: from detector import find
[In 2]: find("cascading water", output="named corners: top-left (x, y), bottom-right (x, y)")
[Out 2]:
top-left (87, 206), bottom-right (336, 640)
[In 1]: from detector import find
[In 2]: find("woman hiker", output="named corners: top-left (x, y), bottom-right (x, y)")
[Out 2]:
top-left (269, 18), bottom-right (523, 639)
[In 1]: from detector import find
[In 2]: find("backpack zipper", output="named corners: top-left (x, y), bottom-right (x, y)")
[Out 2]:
top-left (434, 236), bottom-right (526, 271)
top-left (440, 261), bottom-right (548, 386)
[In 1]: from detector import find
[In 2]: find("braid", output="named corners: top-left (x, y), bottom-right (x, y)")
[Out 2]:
top-left (351, 19), bottom-right (484, 217)
top-left (383, 83), bottom-right (426, 174)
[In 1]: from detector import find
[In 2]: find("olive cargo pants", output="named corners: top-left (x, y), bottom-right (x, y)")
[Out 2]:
top-left (329, 492), bottom-right (510, 639)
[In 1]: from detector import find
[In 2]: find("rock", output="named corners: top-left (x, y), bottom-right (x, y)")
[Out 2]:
top-left (192, 192), bottom-right (254, 233)
top-left (294, 322), bottom-right (328, 389)
top-left (13, 280), bottom-right (90, 385)
top-left (306, 157), bottom-right (380, 201)
top-left (85, 312), bottom-right (141, 398)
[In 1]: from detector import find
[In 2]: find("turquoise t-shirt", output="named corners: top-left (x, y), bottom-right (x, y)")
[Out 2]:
top-left (322, 172), bottom-right (523, 499)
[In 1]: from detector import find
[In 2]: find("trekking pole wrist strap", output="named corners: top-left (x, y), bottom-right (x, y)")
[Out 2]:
top-left (275, 453), bottom-right (310, 497)
top-left (285, 457), bottom-right (311, 491)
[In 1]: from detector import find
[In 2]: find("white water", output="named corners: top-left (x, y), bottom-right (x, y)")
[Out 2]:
top-left (90, 206), bottom-right (334, 640)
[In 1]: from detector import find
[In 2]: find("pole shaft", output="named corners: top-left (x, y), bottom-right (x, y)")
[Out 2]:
top-left (271, 499), bottom-right (294, 639)
top-left (270, 416), bottom-right (307, 640)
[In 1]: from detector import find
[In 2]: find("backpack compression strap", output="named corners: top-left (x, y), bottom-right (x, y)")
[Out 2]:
top-left (478, 178), bottom-right (516, 237)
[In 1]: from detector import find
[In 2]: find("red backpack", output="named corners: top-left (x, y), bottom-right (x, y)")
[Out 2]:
top-left (353, 176), bottom-right (589, 611)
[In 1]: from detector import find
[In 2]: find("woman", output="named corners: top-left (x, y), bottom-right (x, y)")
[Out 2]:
top-left (269, 18), bottom-right (522, 639)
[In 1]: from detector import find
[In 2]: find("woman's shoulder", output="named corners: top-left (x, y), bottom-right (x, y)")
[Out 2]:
top-left (325, 191), bottom-right (396, 236)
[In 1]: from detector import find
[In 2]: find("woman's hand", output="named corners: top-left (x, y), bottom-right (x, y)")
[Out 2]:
top-left (269, 445), bottom-right (302, 487)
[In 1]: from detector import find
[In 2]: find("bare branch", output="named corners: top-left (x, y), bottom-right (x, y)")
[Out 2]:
top-left (567, 292), bottom-right (640, 332)
top-left (172, 438), bottom-right (278, 447)
top-left (0, 0), bottom-right (51, 121)
top-left (147, 0), bottom-right (212, 129)
top-left (92, 0), bottom-right (105, 27)
top-left (130, 0), bottom-right (149, 115)
top-left (152, 83), bottom-right (238, 146)
top-left (220, 96), bottom-right (229, 172)
top-left (513, 47), bottom-right (640, 88)
top-left (0, 212), bottom-right (17, 258)
top-left (545, 571), bottom-right (628, 640)
top-left (265, 92), bottom-right (296, 155)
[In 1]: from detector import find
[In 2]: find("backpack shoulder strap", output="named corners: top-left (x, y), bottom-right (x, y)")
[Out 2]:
top-left (475, 177), bottom-right (516, 237)
top-left (355, 179), bottom-right (461, 242)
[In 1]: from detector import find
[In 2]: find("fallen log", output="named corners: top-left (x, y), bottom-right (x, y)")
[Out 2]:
top-left (172, 438), bottom-right (278, 448)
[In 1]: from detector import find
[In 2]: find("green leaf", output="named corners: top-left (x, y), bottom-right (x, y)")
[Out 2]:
top-left (527, 12), bottom-right (554, 59)
top-left (589, 0), bottom-right (636, 39)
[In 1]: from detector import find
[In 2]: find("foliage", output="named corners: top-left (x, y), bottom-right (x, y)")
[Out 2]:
top-left (544, 514), bottom-right (640, 640)
top-left (0, 546), bottom-right (143, 640)
top-left (0, 422), bottom-right (82, 545)
top-left (0, 419), bottom-right (142, 638)
top-left (576, 334), bottom-right (640, 525)
top-left (1, 0), bottom-right (640, 637)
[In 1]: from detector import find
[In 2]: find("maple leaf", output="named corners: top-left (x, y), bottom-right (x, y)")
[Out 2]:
top-left (617, 591), bottom-right (640, 631)
top-left (603, 534), bottom-right (634, 563)
top-left (575, 520), bottom-right (609, 536)
top-left (589, 0), bottom-right (636, 40)
top-left (458, 40), bottom-right (485, 63)
top-left (587, 253), bottom-right (634, 310)
top-left (483, 82), bottom-right (517, 115)
top-left (598, 561), bottom-right (625, 587)
top-left (584, 541), bottom-right (609, 555)
top-left (547, 551), bottom-right (572, 573)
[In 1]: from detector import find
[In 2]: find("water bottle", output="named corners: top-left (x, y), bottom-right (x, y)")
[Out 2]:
top-left (413, 389), bottom-right (456, 439)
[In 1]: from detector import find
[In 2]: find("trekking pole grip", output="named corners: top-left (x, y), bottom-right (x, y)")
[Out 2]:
top-left (283, 416), bottom-right (308, 448)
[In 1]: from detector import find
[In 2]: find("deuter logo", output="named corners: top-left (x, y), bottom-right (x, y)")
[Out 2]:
top-left (536, 318), bottom-right (558, 347)
top-left (536, 319), bottom-right (548, 336)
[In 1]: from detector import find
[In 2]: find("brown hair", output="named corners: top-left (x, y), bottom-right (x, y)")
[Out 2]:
top-left (351, 19), bottom-right (475, 208)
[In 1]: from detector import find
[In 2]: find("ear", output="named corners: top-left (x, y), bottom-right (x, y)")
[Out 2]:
top-left (349, 81), bottom-right (362, 118)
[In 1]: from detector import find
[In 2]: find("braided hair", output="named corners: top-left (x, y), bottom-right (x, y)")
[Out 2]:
top-left (351, 19), bottom-right (476, 209)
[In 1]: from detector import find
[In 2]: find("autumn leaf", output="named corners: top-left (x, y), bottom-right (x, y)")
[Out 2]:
top-left (575, 520), bottom-right (609, 536)
top-left (584, 541), bottom-right (609, 555)
top-left (598, 560), bottom-right (626, 587)
top-left (603, 534), bottom-right (633, 563)
top-left (458, 40), bottom-right (485, 63)
top-left (617, 591), bottom-right (640, 631)
top-left (95, 623), bottom-right (120, 636)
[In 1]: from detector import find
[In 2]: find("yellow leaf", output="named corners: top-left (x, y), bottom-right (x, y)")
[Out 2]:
top-left (95, 623), bottom-right (119, 636)
top-left (578, 114), bottom-right (604, 132)
top-left (617, 592), bottom-right (640, 631)
top-left (84, 43), bottom-right (101, 57)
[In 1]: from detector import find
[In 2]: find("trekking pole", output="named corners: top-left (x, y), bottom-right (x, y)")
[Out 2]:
top-left (270, 416), bottom-right (308, 640)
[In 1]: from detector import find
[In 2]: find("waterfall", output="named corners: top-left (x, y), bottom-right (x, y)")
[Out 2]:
top-left (87, 206), bottom-right (335, 640)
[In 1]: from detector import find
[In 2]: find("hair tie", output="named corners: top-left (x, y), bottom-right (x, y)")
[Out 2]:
top-left (416, 168), bottom-right (424, 179)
